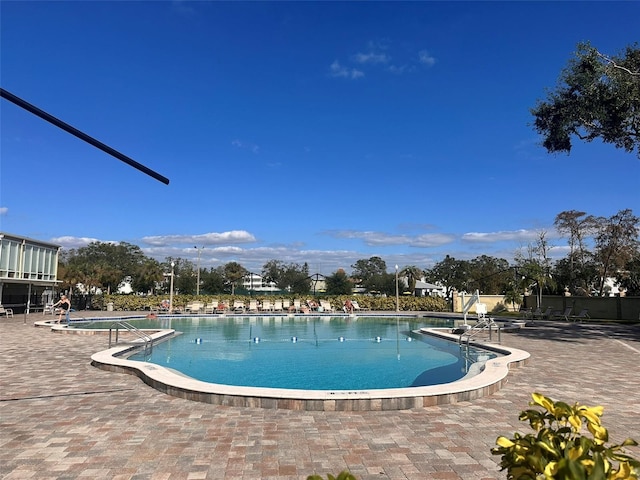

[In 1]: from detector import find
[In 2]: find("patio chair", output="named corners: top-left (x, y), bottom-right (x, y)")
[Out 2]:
top-left (204, 302), bottom-right (217, 314)
top-left (534, 307), bottom-right (553, 320)
top-left (0, 306), bottom-right (14, 317)
top-left (570, 309), bottom-right (590, 322)
top-left (233, 300), bottom-right (245, 313)
top-left (551, 307), bottom-right (573, 321)
top-left (247, 300), bottom-right (258, 312)
top-left (519, 307), bottom-right (533, 319)
top-left (273, 299), bottom-right (283, 312)
top-left (261, 300), bottom-right (273, 312)
top-left (185, 301), bottom-right (204, 313)
top-left (319, 300), bottom-right (333, 312)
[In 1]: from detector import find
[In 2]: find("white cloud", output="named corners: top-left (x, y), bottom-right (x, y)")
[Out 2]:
top-left (326, 230), bottom-right (455, 248)
top-left (331, 44), bottom-right (435, 80)
top-left (461, 229), bottom-right (543, 243)
top-left (418, 50), bottom-right (436, 67)
top-left (231, 139), bottom-right (259, 154)
top-left (410, 234), bottom-right (457, 248)
top-left (141, 230), bottom-right (256, 247)
top-left (352, 52), bottom-right (390, 64)
top-left (387, 64), bottom-right (414, 75)
top-left (0, 207), bottom-right (8, 215)
top-left (328, 60), bottom-right (364, 79)
top-left (140, 243), bottom-right (364, 274)
top-left (51, 236), bottom-right (102, 249)
top-left (49, 225), bottom-right (566, 278)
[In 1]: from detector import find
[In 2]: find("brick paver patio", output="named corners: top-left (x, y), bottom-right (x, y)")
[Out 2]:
top-left (1, 312), bottom-right (638, 479)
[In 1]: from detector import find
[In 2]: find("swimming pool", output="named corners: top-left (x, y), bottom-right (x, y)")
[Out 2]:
top-left (85, 314), bottom-right (530, 410)
top-left (123, 316), bottom-right (494, 390)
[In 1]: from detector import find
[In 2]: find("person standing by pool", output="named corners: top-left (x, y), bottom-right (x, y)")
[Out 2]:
top-left (52, 294), bottom-right (71, 323)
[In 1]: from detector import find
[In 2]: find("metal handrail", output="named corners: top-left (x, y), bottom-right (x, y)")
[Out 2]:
top-left (459, 317), bottom-right (500, 345)
top-left (109, 321), bottom-right (154, 355)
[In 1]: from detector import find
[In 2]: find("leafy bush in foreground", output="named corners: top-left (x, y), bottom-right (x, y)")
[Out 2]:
top-left (492, 393), bottom-right (639, 479)
top-left (307, 472), bottom-right (357, 480)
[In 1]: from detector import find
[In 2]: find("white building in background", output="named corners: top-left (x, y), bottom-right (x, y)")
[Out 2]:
top-left (240, 273), bottom-right (327, 294)
top-left (414, 280), bottom-right (445, 297)
top-left (241, 273), bottom-right (277, 293)
top-left (0, 232), bottom-right (61, 313)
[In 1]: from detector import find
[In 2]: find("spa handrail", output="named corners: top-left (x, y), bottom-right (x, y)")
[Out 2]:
top-left (109, 321), bottom-right (154, 354)
top-left (459, 317), bottom-right (500, 345)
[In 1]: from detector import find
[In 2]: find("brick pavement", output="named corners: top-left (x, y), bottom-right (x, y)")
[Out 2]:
top-left (1, 313), bottom-right (639, 479)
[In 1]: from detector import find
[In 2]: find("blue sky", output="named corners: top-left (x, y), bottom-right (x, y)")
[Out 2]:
top-left (1, 1), bottom-right (639, 276)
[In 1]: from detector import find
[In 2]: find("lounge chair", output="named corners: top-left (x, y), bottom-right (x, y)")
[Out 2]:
top-left (204, 302), bottom-right (217, 314)
top-left (247, 300), bottom-right (258, 312)
top-left (261, 300), bottom-right (273, 312)
top-left (353, 300), bottom-right (369, 311)
top-left (534, 307), bottom-right (553, 320)
top-left (185, 301), bottom-right (204, 314)
top-left (351, 301), bottom-right (361, 312)
top-left (0, 306), bottom-right (14, 317)
top-left (519, 307), bottom-right (532, 319)
top-left (293, 299), bottom-right (302, 312)
top-left (233, 300), bottom-right (245, 313)
top-left (551, 307), bottom-right (572, 321)
top-left (319, 300), bottom-right (333, 312)
top-left (570, 309), bottom-right (590, 322)
top-left (273, 299), bottom-right (283, 312)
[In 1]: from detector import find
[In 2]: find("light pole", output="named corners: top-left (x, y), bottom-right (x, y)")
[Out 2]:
top-left (395, 264), bottom-right (399, 313)
top-left (169, 261), bottom-right (175, 313)
top-left (194, 246), bottom-right (202, 296)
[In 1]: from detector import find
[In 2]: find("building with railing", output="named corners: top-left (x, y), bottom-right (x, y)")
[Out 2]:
top-left (241, 272), bottom-right (278, 293)
top-left (0, 232), bottom-right (61, 313)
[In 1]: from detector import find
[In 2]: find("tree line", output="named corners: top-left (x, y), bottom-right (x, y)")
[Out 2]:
top-left (57, 208), bottom-right (639, 302)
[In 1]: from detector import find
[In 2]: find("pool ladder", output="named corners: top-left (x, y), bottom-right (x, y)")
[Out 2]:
top-left (458, 317), bottom-right (501, 345)
top-left (109, 321), bottom-right (154, 355)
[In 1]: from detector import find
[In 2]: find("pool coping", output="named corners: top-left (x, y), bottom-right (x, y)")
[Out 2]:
top-left (38, 317), bottom-right (530, 411)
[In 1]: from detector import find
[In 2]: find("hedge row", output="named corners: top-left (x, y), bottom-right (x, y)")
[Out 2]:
top-left (92, 294), bottom-right (448, 313)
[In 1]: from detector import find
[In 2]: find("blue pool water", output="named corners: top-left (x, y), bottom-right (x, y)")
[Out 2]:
top-left (122, 316), bottom-right (496, 391)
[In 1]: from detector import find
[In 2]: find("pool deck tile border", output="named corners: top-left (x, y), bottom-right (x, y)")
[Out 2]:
top-left (3, 310), bottom-right (639, 480)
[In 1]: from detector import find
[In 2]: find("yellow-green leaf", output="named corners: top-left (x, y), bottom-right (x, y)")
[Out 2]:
top-left (496, 436), bottom-right (515, 448)
top-left (579, 406), bottom-right (604, 426)
top-left (609, 462), bottom-right (631, 479)
top-left (587, 423), bottom-right (609, 443)
top-left (544, 461), bottom-right (559, 477)
top-left (568, 446), bottom-right (584, 460)
top-left (532, 393), bottom-right (555, 413)
top-left (569, 414), bottom-right (582, 430)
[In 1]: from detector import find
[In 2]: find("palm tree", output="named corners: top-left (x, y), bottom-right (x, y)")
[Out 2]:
top-left (400, 266), bottom-right (423, 296)
top-left (224, 262), bottom-right (248, 295)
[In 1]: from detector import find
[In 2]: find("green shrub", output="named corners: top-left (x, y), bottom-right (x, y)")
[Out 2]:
top-left (492, 393), bottom-right (639, 479)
